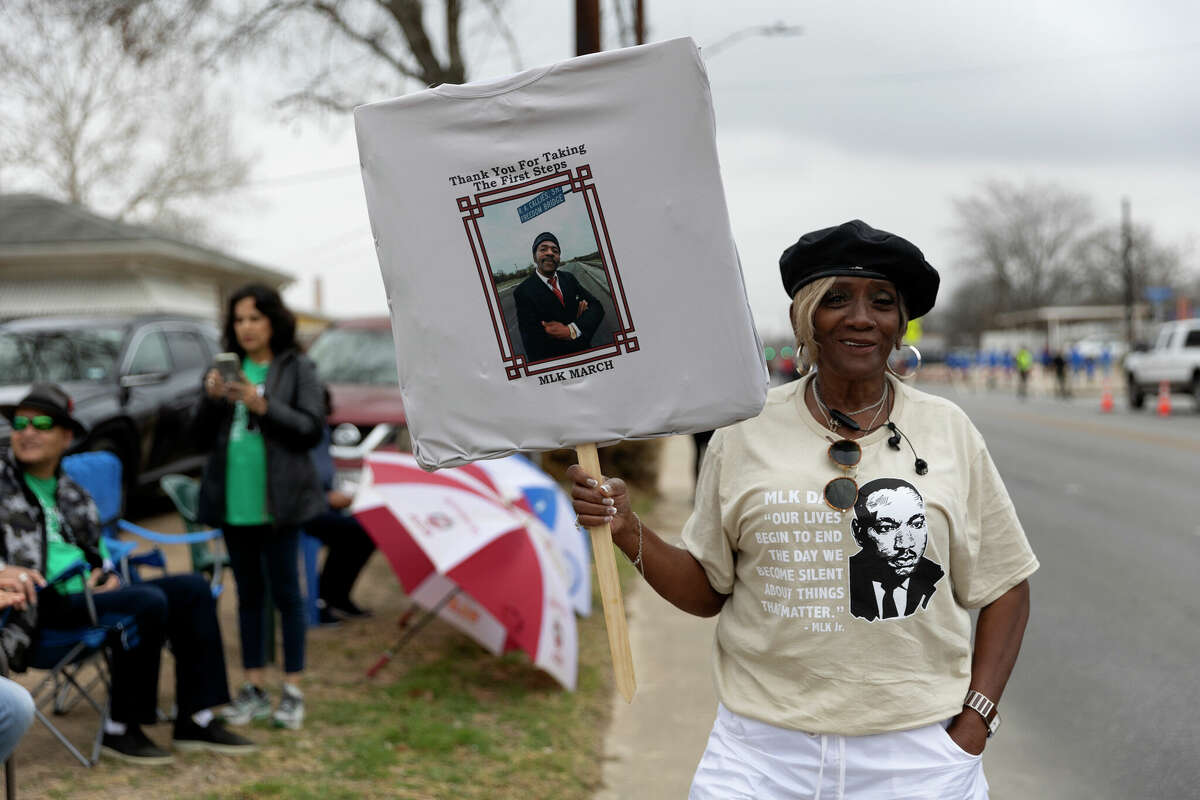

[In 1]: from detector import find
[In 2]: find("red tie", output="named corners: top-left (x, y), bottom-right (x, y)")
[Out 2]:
top-left (548, 274), bottom-right (565, 306)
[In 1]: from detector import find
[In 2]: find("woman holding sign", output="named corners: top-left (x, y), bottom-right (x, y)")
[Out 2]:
top-left (194, 284), bottom-right (325, 732)
top-left (570, 220), bottom-right (1037, 799)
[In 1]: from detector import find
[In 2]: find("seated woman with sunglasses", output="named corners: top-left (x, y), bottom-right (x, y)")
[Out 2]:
top-left (569, 220), bottom-right (1038, 799)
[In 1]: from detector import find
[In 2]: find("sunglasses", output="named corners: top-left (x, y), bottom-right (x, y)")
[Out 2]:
top-left (823, 439), bottom-right (861, 512)
top-left (12, 414), bottom-right (56, 432)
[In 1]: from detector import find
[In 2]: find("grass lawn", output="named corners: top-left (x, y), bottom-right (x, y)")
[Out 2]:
top-left (14, 505), bottom-right (641, 800)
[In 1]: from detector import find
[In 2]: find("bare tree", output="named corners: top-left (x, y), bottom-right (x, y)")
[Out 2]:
top-left (0, 2), bottom-right (248, 240)
top-left (69, 0), bottom-right (524, 114)
top-left (950, 180), bottom-right (1096, 311)
top-left (1073, 222), bottom-right (1189, 305)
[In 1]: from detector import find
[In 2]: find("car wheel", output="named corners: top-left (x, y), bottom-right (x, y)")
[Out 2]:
top-left (1192, 372), bottom-right (1200, 412)
top-left (1127, 376), bottom-right (1145, 409)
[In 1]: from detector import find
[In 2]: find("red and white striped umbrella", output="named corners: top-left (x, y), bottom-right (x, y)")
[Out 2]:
top-left (352, 452), bottom-right (578, 690)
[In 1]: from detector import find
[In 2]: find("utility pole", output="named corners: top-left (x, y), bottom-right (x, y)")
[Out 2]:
top-left (576, 0), bottom-right (601, 56)
top-left (1122, 196), bottom-right (1135, 347)
top-left (635, 0), bottom-right (646, 45)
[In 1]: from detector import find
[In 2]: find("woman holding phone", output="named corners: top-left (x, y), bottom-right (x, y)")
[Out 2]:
top-left (193, 284), bottom-right (325, 731)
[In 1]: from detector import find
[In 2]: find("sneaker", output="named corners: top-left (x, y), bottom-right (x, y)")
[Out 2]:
top-left (222, 684), bottom-right (271, 726)
top-left (271, 685), bottom-right (304, 730)
top-left (101, 725), bottom-right (174, 765)
top-left (173, 717), bottom-right (258, 755)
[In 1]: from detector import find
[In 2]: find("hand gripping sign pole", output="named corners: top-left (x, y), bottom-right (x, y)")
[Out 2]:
top-left (575, 442), bottom-right (636, 702)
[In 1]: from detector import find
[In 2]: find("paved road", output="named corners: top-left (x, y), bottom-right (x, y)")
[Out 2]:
top-left (598, 390), bottom-right (1200, 799)
top-left (921, 385), bottom-right (1200, 800)
top-left (596, 435), bottom-right (718, 800)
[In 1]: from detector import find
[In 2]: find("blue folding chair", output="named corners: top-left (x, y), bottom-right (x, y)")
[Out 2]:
top-left (300, 532), bottom-right (323, 627)
top-left (12, 563), bottom-right (140, 767)
top-left (61, 453), bottom-right (226, 595)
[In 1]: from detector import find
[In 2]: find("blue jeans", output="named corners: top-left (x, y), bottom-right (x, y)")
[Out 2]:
top-left (224, 524), bottom-right (306, 674)
top-left (0, 676), bottom-right (35, 760)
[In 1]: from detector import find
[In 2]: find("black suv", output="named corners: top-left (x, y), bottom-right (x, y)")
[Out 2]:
top-left (0, 315), bottom-right (220, 493)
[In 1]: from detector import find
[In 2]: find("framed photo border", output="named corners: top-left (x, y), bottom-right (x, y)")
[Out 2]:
top-left (458, 165), bottom-right (638, 381)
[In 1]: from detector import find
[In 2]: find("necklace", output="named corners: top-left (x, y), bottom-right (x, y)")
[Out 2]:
top-left (812, 377), bottom-right (889, 432)
top-left (863, 382), bottom-right (889, 431)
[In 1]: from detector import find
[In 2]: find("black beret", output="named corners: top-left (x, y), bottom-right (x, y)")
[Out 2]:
top-left (779, 220), bottom-right (940, 318)
top-left (532, 232), bottom-right (560, 256)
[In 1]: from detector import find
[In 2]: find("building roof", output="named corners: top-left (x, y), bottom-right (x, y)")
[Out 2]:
top-left (0, 193), bottom-right (291, 286)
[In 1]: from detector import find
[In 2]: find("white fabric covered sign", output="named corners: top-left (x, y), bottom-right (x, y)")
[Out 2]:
top-left (355, 37), bottom-right (767, 469)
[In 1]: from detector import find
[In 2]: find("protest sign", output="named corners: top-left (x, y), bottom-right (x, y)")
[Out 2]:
top-left (356, 37), bottom-right (767, 702)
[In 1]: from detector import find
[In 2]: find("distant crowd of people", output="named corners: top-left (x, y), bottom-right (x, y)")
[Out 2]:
top-left (946, 344), bottom-right (1119, 399)
top-left (0, 284), bottom-right (377, 769)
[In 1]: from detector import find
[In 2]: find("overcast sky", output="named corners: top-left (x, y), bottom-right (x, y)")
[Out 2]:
top-left (210, 0), bottom-right (1200, 339)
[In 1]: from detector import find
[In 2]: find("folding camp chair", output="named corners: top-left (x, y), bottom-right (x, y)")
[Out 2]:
top-left (60, 452), bottom-right (167, 582)
top-left (158, 474), bottom-right (229, 595)
top-left (60, 455), bottom-right (226, 596)
top-left (14, 563), bottom-right (140, 767)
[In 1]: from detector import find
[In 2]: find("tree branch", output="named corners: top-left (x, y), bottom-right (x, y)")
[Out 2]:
top-left (445, 0), bottom-right (463, 78)
top-left (384, 0), bottom-right (454, 85)
top-left (309, 0), bottom-right (420, 79)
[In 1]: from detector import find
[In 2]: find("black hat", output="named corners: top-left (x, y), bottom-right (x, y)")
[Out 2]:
top-left (532, 232), bottom-right (560, 256)
top-left (0, 382), bottom-right (87, 437)
top-left (779, 220), bottom-right (940, 318)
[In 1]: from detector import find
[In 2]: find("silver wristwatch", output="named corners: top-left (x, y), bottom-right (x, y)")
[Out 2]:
top-left (963, 689), bottom-right (1001, 737)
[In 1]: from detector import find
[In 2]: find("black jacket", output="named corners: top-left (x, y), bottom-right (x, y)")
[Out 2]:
top-left (193, 349), bottom-right (326, 527)
top-left (0, 449), bottom-right (104, 671)
top-left (513, 268), bottom-right (605, 362)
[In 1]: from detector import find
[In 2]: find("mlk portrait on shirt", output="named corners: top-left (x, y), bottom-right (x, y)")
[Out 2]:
top-left (513, 231), bottom-right (605, 362)
top-left (848, 477), bottom-right (944, 622)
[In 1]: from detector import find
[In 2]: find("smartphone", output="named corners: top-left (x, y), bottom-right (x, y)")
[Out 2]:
top-left (213, 352), bottom-right (242, 383)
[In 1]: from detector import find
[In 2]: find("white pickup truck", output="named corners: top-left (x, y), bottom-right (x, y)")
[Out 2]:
top-left (1124, 318), bottom-right (1200, 409)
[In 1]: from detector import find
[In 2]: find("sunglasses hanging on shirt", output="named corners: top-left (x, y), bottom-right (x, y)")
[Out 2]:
top-left (823, 439), bottom-right (862, 511)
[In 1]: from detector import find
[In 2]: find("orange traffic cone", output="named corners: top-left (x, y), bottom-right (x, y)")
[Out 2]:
top-left (1156, 381), bottom-right (1171, 417)
top-left (1100, 386), bottom-right (1114, 413)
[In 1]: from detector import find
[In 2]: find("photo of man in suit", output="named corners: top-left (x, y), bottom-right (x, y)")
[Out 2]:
top-left (513, 231), bottom-right (605, 362)
top-left (848, 477), bottom-right (944, 622)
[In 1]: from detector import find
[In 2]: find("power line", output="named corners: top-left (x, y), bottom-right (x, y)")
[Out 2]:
top-left (281, 226), bottom-right (371, 261)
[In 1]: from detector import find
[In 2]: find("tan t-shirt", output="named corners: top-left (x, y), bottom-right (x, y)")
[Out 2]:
top-left (681, 374), bottom-right (1039, 736)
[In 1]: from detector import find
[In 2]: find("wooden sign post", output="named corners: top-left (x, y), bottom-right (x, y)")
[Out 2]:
top-left (576, 442), bottom-right (636, 703)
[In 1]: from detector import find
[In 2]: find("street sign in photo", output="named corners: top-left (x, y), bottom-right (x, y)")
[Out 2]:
top-left (517, 186), bottom-right (566, 222)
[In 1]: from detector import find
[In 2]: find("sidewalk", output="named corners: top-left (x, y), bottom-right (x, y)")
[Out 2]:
top-left (595, 435), bottom-right (717, 800)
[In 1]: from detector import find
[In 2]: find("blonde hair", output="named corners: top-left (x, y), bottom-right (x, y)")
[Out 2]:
top-left (790, 277), bottom-right (910, 374)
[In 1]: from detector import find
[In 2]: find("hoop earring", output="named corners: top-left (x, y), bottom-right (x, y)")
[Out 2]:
top-left (794, 344), bottom-right (812, 376)
top-left (887, 344), bottom-right (921, 381)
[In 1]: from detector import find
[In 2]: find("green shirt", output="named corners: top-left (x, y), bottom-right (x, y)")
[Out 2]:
top-left (225, 357), bottom-right (273, 525)
top-left (23, 473), bottom-right (109, 594)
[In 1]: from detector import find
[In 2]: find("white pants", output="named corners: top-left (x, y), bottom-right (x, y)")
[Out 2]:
top-left (689, 704), bottom-right (989, 800)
